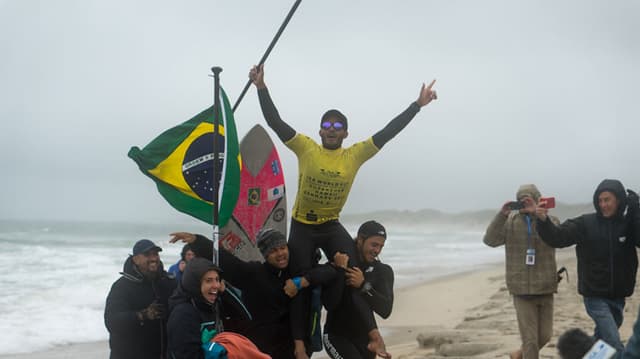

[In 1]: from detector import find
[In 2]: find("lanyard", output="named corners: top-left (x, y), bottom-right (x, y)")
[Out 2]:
top-left (525, 215), bottom-right (533, 249)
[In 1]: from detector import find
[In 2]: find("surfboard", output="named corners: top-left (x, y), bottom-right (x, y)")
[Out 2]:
top-left (219, 124), bottom-right (287, 262)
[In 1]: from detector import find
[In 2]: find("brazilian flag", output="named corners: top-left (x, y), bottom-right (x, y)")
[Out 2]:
top-left (128, 88), bottom-right (241, 226)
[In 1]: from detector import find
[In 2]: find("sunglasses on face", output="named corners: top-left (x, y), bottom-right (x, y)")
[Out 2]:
top-left (321, 121), bottom-right (345, 130)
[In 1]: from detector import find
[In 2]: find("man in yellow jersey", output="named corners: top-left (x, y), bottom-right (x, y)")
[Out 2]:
top-left (249, 64), bottom-right (437, 358)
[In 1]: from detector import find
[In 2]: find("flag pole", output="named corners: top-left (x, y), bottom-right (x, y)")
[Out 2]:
top-left (211, 66), bottom-right (223, 266)
top-left (232, 0), bottom-right (302, 113)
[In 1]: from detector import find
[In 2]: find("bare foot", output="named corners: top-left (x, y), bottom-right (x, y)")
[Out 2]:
top-left (509, 349), bottom-right (523, 359)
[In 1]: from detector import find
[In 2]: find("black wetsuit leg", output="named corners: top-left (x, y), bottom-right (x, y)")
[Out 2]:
top-left (323, 333), bottom-right (374, 359)
top-left (288, 219), bottom-right (359, 343)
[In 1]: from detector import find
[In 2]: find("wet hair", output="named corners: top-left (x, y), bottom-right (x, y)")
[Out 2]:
top-left (320, 109), bottom-right (348, 129)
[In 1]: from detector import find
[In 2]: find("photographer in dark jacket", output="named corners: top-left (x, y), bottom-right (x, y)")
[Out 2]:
top-left (531, 179), bottom-right (640, 351)
top-left (104, 239), bottom-right (177, 359)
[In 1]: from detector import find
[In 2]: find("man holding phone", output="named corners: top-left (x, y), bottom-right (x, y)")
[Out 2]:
top-left (531, 179), bottom-right (640, 352)
top-left (483, 184), bottom-right (560, 359)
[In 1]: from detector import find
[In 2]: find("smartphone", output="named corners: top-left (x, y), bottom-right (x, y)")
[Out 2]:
top-left (539, 197), bottom-right (556, 209)
top-left (507, 201), bottom-right (525, 210)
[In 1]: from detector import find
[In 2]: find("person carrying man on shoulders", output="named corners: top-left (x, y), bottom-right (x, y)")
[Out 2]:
top-left (323, 220), bottom-right (394, 359)
top-left (484, 184), bottom-right (560, 359)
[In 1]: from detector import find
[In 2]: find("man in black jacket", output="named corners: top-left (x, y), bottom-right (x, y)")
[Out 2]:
top-left (104, 239), bottom-right (177, 359)
top-left (169, 229), bottom-right (335, 359)
top-left (531, 179), bottom-right (640, 351)
top-left (323, 220), bottom-right (394, 359)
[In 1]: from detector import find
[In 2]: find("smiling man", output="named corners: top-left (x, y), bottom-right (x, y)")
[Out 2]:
top-left (104, 239), bottom-right (177, 359)
top-left (323, 220), bottom-right (395, 359)
top-left (249, 65), bottom-right (436, 358)
top-left (531, 179), bottom-right (640, 351)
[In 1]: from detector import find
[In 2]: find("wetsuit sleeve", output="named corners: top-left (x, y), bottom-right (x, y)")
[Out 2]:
top-left (257, 88), bottom-right (296, 142)
top-left (536, 216), bottom-right (583, 248)
top-left (304, 263), bottom-right (338, 286)
top-left (104, 282), bottom-right (143, 335)
top-left (371, 102), bottom-right (421, 149)
top-left (362, 264), bottom-right (394, 319)
top-left (483, 212), bottom-right (508, 247)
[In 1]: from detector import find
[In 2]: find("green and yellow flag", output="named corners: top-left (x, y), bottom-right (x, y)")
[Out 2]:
top-left (128, 88), bottom-right (241, 226)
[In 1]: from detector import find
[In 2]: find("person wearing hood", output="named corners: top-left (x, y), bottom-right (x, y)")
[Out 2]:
top-left (166, 258), bottom-right (269, 359)
top-left (531, 179), bottom-right (640, 351)
top-left (104, 239), bottom-right (177, 359)
top-left (483, 184), bottom-right (560, 359)
top-left (170, 229), bottom-right (337, 359)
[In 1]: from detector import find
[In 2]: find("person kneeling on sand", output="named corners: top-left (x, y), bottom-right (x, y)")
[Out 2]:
top-left (322, 220), bottom-right (394, 359)
top-left (167, 257), bottom-right (269, 359)
top-left (483, 184), bottom-right (560, 359)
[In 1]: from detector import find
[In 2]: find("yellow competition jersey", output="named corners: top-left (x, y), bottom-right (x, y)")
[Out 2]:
top-left (285, 134), bottom-right (379, 224)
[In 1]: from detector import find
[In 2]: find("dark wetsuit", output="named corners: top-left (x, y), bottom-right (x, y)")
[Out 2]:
top-left (257, 87), bottom-right (416, 342)
top-left (323, 258), bottom-right (394, 359)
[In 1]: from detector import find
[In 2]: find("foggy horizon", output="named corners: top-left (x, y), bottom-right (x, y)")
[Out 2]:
top-left (1, 1), bottom-right (638, 224)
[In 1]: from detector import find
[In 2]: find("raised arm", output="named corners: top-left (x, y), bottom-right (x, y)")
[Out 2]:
top-left (249, 65), bottom-right (296, 142)
top-left (530, 206), bottom-right (582, 248)
top-left (483, 203), bottom-right (512, 247)
top-left (626, 189), bottom-right (640, 248)
top-left (372, 79), bottom-right (437, 148)
top-left (169, 232), bottom-right (255, 287)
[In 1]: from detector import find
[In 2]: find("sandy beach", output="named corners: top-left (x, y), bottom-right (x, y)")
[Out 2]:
top-left (3, 247), bottom-right (639, 359)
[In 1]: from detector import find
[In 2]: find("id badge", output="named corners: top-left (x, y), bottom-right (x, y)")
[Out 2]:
top-left (526, 248), bottom-right (536, 265)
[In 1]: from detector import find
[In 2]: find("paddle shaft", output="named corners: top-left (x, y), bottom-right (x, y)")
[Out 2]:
top-left (232, 0), bottom-right (302, 113)
top-left (211, 66), bottom-right (222, 265)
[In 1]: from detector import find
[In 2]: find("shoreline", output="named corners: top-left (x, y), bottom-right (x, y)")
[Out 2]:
top-left (0, 261), bottom-right (502, 359)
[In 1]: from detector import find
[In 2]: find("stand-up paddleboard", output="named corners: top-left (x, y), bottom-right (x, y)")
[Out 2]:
top-left (220, 124), bottom-right (287, 262)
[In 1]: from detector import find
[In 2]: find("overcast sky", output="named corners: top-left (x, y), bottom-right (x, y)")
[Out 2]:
top-left (1, 0), bottom-right (638, 223)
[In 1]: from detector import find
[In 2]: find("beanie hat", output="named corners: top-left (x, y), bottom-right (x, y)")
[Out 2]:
top-left (516, 184), bottom-right (541, 202)
top-left (256, 228), bottom-right (287, 258)
top-left (357, 220), bottom-right (387, 239)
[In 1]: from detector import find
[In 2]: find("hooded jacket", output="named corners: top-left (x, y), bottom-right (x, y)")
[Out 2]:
top-left (484, 211), bottom-right (560, 295)
top-left (537, 179), bottom-right (639, 298)
top-left (167, 257), bottom-right (223, 359)
top-left (104, 256), bottom-right (177, 359)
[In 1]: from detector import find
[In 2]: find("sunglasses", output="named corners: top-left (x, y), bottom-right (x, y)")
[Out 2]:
top-left (320, 121), bottom-right (345, 130)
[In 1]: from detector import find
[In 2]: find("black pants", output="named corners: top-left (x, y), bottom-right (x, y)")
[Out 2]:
top-left (287, 219), bottom-right (357, 275)
top-left (323, 332), bottom-right (374, 359)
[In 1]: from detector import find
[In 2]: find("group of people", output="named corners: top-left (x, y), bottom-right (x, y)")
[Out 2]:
top-left (484, 180), bottom-right (640, 359)
top-left (104, 64), bottom-right (438, 359)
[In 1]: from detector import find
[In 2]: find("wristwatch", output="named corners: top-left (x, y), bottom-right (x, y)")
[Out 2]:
top-left (360, 281), bottom-right (373, 296)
